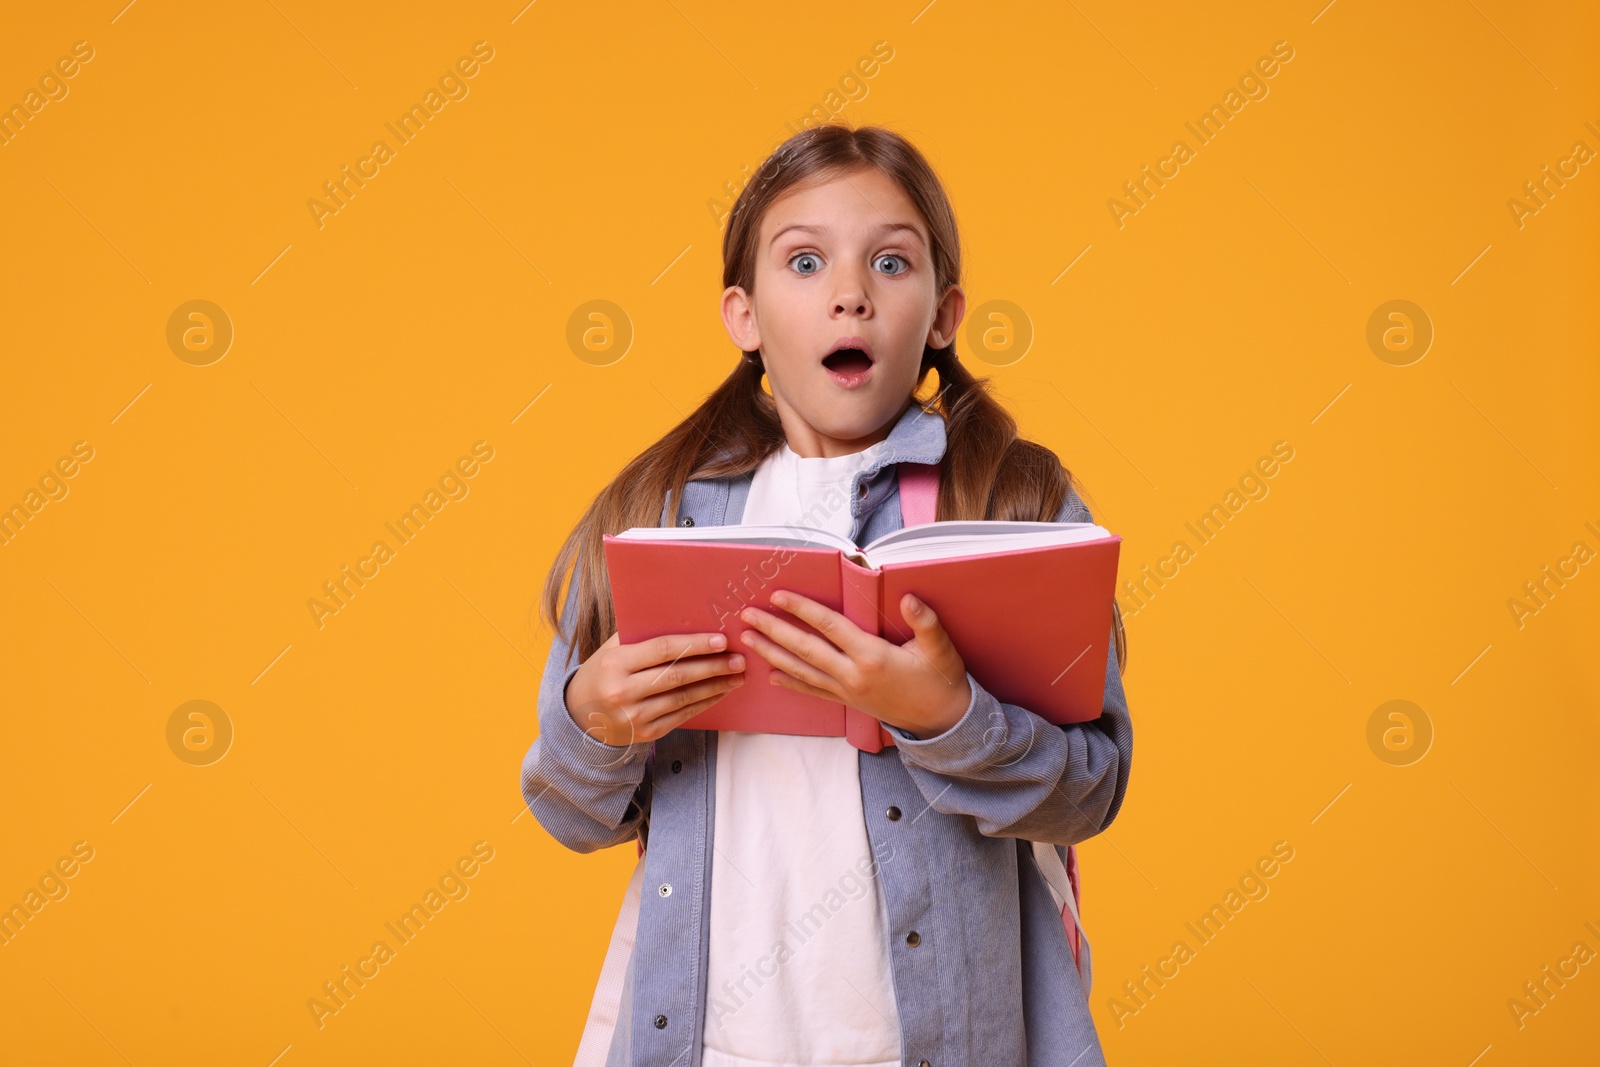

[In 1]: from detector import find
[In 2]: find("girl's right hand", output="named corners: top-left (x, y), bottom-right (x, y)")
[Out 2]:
top-left (564, 631), bottom-right (745, 747)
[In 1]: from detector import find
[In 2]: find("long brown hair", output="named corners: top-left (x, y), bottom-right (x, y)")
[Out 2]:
top-left (539, 124), bottom-right (1127, 674)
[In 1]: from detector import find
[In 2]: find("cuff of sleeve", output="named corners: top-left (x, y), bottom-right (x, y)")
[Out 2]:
top-left (887, 670), bottom-right (988, 755)
top-left (550, 660), bottom-right (652, 769)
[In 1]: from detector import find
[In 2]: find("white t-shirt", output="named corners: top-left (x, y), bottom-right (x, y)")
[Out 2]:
top-left (700, 441), bottom-right (903, 1067)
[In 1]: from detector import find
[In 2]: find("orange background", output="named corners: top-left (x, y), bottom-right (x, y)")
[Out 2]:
top-left (1, 1), bottom-right (1596, 1064)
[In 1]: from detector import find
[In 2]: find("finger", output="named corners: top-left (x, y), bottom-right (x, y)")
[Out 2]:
top-left (768, 591), bottom-right (873, 659)
top-left (742, 628), bottom-right (841, 699)
top-left (619, 631), bottom-right (730, 672)
top-left (742, 602), bottom-right (853, 679)
top-left (634, 652), bottom-right (746, 702)
top-left (899, 593), bottom-right (946, 639)
top-left (637, 672), bottom-right (744, 725)
top-left (895, 593), bottom-right (963, 682)
top-left (647, 687), bottom-right (736, 738)
top-left (768, 669), bottom-right (839, 703)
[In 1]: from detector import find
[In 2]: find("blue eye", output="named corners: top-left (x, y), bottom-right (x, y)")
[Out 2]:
top-left (875, 254), bottom-right (908, 275)
top-left (790, 253), bottom-right (822, 275)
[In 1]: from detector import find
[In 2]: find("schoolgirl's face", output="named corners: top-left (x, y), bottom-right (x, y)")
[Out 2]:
top-left (720, 166), bottom-right (965, 459)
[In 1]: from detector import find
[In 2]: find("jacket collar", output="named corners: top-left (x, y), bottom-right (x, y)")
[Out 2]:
top-left (839, 396), bottom-right (949, 473)
top-left (664, 399), bottom-right (949, 532)
top-left (723, 399), bottom-right (946, 528)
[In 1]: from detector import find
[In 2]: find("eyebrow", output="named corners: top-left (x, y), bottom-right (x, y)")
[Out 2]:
top-left (768, 221), bottom-right (927, 249)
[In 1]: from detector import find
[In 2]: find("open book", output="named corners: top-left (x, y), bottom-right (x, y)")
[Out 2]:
top-left (602, 520), bottom-right (1121, 752)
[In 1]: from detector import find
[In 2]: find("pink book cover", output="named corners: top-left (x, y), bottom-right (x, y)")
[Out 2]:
top-left (600, 531), bottom-right (1122, 752)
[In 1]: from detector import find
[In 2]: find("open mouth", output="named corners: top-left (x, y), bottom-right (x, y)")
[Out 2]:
top-left (822, 346), bottom-right (875, 388)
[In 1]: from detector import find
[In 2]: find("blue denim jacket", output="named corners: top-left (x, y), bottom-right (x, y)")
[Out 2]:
top-left (521, 402), bottom-right (1134, 1066)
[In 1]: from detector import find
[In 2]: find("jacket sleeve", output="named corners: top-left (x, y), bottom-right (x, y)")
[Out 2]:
top-left (519, 552), bottom-right (653, 854)
top-left (884, 487), bottom-right (1133, 847)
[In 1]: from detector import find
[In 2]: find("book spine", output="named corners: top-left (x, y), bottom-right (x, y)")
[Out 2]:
top-left (839, 557), bottom-right (885, 752)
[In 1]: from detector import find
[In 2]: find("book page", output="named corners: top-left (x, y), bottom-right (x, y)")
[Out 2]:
top-left (861, 520), bottom-right (1111, 567)
top-left (614, 523), bottom-right (856, 553)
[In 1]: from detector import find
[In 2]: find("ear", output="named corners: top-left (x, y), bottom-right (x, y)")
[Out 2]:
top-left (927, 283), bottom-right (966, 350)
top-left (721, 285), bottom-right (762, 354)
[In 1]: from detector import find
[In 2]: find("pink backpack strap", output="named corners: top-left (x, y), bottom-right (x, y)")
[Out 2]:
top-left (1065, 843), bottom-right (1084, 976)
top-left (896, 462), bottom-right (940, 527)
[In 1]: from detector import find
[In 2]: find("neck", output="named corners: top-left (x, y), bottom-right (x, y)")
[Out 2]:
top-left (779, 397), bottom-right (913, 459)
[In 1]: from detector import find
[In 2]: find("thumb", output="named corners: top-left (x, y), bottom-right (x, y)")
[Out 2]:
top-left (901, 593), bottom-right (943, 637)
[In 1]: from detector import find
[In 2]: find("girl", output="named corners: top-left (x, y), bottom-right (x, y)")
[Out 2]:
top-left (522, 124), bottom-right (1132, 1067)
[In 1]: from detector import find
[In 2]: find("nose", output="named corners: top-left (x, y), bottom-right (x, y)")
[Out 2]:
top-left (830, 260), bottom-right (872, 318)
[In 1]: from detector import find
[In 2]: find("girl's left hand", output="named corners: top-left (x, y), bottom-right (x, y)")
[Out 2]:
top-left (737, 590), bottom-right (973, 739)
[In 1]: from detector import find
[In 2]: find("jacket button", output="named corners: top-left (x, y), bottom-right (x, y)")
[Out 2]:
top-left (905, 930), bottom-right (921, 946)
top-left (654, 1013), bottom-right (668, 1029)
top-left (919, 1060), bottom-right (931, 1067)
top-left (679, 515), bottom-right (695, 527)
top-left (886, 806), bottom-right (901, 821)
top-left (658, 882), bottom-right (672, 897)
top-left (671, 759), bottom-right (683, 773)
